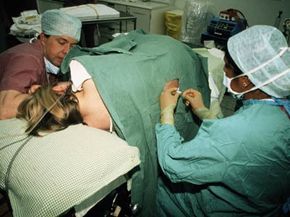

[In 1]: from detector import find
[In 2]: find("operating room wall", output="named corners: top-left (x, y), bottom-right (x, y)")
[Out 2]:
top-left (174, 0), bottom-right (290, 30)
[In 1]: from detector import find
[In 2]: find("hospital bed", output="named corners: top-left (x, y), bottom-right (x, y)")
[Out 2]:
top-left (0, 118), bottom-right (140, 216)
top-left (0, 30), bottom-right (225, 217)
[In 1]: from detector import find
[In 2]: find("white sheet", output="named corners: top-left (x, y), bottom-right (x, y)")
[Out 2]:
top-left (60, 4), bottom-right (120, 21)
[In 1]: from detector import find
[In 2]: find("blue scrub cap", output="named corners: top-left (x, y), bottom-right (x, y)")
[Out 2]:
top-left (228, 25), bottom-right (290, 98)
top-left (41, 9), bottom-right (82, 41)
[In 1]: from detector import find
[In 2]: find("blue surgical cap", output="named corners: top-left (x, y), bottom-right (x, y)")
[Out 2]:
top-left (41, 9), bottom-right (82, 41)
top-left (228, 25), bottom-right (290, 98)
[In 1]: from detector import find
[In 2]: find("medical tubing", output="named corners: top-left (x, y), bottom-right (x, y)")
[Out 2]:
top-left (4, 135), bottom-right (33, 191)
top-left (160, 105), bottom-right (175, 125)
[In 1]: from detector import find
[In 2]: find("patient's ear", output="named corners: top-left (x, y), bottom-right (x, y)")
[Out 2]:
top-left (163, 79), bottom-right (179, 90)
top-left (28, 84), bottom-right (41, 94)
top-left (53, 82), bottom-right (72, 94)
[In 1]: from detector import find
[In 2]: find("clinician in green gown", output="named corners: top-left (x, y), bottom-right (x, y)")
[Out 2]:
top-left (155, 25), bottom-right (290, 217)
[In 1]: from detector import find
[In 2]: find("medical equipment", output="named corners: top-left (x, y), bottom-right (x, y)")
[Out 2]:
top-left (176, 88), bottom-right (182, 94)
top-left (170, 88), bottom-right (182, 96)
top-left (201, 9), bottom-right (248, 47)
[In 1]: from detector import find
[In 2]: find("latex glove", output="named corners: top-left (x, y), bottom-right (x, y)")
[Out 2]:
top-left (182, 89), bottom-right (205, 110)
top-left (182, 89), bottom-right (216, 120)
top-left (160, 87), bottom-right (180, 110)
top-left (192, 107), bottom-right (217, 120)
top-left (160, 87), bottom-right (181, 125)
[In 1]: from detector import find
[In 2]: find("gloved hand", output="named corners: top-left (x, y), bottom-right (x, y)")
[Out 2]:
top-left (160, 87), bottom-right (181, 125)
top-left (182, 89), bottom-right (216, 120)
top-left (182, 89), bottom-right (205, 110)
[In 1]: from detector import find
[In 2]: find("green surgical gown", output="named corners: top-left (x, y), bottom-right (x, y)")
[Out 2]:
top-left (156, 102), bottom-right (290, 217)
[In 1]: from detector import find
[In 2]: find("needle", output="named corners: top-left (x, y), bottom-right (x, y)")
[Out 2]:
top-left (170, 87), bottom-right (182, 96)
top-left (176, 87), bottom-right (182, 95)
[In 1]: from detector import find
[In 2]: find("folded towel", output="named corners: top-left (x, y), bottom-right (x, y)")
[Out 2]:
top-left (60, 4), bottom-right (120, 21)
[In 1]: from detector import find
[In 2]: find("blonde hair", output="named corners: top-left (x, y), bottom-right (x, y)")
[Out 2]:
top-left (17, 85), bottom-right (82, 136)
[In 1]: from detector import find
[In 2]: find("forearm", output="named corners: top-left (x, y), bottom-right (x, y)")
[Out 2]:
top-left (193, 107), bottom-right (217, 120)
top-left (156, 123), bottom-right (185, 181)
top-left (182, 89), bottom-right (218, 120)
top-left (160, 105), bottom-right (175, 125)
top-left (0, 90), bottom-right (28, 119)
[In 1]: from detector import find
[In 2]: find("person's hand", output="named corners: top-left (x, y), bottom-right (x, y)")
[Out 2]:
top-left (182, 89), bottom-right (217, 120)
top-left (163, 79), bottom-right (179, 91)
top-left (160, 87), bottom-right (181, 111)
top-left (28, 84), bottom-right (41, 94)
top-left (52, 82), bottom-right (72, 94)
top-left (182, 89), bottom-right (205, 111)
top-left (159, 86), bottom-right (181, 125)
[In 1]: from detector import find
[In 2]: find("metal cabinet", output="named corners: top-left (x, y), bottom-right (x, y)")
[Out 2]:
top-left (127, 6), bottom-right (151, 32)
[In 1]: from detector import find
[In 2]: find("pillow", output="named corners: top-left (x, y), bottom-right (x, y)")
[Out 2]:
top-left (0, 118), bottom-right (140, 217)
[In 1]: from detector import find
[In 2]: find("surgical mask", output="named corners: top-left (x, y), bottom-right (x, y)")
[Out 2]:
top-left (223, 75), bottom-right (230, 89)
top-left (224, 47), bottom-right (290, 99)
top-left (223, 74), bottom-right (244, 99)
top-left (44, 57), bottom-right (60, 75)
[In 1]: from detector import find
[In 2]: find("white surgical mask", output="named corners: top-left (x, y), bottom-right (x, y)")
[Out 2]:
top-left (223, 75), bottom-right (230, 88)
top-left (44, 57), bottom-right (60, 75)
top-left (223, 74), bottom-right (244, 99)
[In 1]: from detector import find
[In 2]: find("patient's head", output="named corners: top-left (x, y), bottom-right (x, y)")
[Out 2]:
top-left (17, 85), bottom-right (83, 136)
